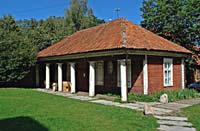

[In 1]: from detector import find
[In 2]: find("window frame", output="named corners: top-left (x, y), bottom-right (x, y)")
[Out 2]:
top-left (95, 61), bottom-right (104, 86)
top-left (163, 58), bottom-right (173, 87)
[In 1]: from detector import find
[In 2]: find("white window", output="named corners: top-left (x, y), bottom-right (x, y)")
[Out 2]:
top-left (163, 58), bottom-right (173, 87)
top-left (117, 60), bottom-right (132, 88)
top-left (95, 62), bottom-right (104, 85)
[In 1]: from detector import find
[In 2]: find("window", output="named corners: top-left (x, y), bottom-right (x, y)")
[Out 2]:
top-left (107, 61), bottom-right (113, 74)
top-left (127, 60), bottom-right (132, 88)
top-left (163, 58), bottom-right (173, 87)
top-left (197, 69), bottom-right (200, 80)
top-left (117, 60), bottom-right (132, 88)
top-left (95, 62), bottom-right (104, 85)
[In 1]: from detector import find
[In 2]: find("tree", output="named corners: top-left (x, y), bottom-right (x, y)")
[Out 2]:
top-left (19, 16), bottom-right (68, 51)
top-left (0, 15), bottom-right (37, 82)
top-left (141, 0), bottom-right (200, 49)
top-left (65, 0), bottom-right (104, 33)
top-left (18, 0), bottom-right (104, 51)
top-left (141, 0), bottom-right (200, 83)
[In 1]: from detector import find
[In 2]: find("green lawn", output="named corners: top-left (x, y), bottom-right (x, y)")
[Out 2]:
top-left (182, 104), bottom-right (200, 131)
top-left (0, 88), bottom-right (158, 131)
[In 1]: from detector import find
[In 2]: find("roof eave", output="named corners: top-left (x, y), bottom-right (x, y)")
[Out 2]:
top-left (38, 48), bottom-right (191, 62)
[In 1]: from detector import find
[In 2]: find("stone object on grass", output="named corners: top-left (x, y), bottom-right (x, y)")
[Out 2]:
top-left (144, 104), bottom-right (154, 115)
top-left (160, 93), bottom-right (168, 104)
top-left (52, 83), bottom-right (58, 92)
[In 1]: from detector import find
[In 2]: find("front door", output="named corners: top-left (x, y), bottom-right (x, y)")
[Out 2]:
top-left (76, 62), bottom-right (89, 92)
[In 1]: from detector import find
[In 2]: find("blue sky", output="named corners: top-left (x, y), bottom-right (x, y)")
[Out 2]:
top-left (0, 0), bottom-right (143, 25)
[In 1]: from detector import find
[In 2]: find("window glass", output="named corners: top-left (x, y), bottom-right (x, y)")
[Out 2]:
top-left (163, 58), bottom-right (173, 86)
top-left (95, 62), bottom-right (104, 86)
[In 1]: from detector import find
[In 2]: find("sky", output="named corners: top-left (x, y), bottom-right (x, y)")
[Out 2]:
top-left (0, 0), bottom-right (143, 25)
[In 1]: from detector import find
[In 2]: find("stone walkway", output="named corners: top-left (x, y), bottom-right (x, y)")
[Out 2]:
top-left (36, 89), bottom-right (200, 131)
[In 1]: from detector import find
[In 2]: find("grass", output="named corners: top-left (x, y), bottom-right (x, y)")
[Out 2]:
top-left (182, 104), bottom-right (200, 131)
top-left (0, 88), bottom-right (158, 131)
top-left (115, 89), bottom-right (199, 102)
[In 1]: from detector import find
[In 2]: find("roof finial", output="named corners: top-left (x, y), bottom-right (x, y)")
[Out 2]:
top-left (115, 8), bottom-right (120, 18)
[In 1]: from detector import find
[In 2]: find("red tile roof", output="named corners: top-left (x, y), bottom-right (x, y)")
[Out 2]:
top-left (38, 18), bottom-right (191, 58)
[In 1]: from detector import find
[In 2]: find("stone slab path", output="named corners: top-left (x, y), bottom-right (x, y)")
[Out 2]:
top-left (153, 100), bottom-right (199, 131)
top-left (36, 89), bottom-right (200, 131)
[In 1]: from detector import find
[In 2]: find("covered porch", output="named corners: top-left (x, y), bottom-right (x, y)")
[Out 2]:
top-left (36, 55), bottom-right (149, 102)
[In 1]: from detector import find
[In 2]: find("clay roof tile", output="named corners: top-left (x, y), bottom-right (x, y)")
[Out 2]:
top-left (38, 18), bottom-right (191, 58)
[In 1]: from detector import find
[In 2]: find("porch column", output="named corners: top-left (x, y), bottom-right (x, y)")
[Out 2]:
top-left (181, 59), bottom-right (185, 89)
top-left (36, 64), bottom-right (39, 87)
top-left (89, 61), bottom-right (95, 97)
top-left (119, 59), bottom-right (127, 102)
top-left (58, 63), bottom-right (63, 92)
top-left (70, 63), bottom-right (76, 93)
top-left (45, 63), bottom-right (50, 89)
top-left (143, 55), bottom-right (148, 95)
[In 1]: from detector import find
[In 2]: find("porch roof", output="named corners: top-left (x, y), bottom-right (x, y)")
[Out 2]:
top-left (38, 18), bottom-right (191, 59)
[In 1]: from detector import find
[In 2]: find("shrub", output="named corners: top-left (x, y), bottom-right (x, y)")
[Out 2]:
top-left (115, 89), bottom-right (199, 102)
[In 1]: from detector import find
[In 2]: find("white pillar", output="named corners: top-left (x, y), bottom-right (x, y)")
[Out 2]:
top-left (36, 64), bottom-right (40, 87)
top-left (70, 63), bottom-right (76, 93)
top-left (89, 61), bottom-right (95, 97)
top-left (119, 59), bottom-right (127, 102)
top-left (58, 63), bottom-right (63, 92)
top-left (143, 55), bottom-right (148, 95)
top-left (45, 63), bottom-right (50, 89)
top-left (181, 59), bottom-right (185, 89)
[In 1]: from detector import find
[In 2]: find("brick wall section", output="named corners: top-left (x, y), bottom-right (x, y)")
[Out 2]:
top-left (168, 58), bottom-right (181, 91)
top-left (148, 56), bottom-right (182, 94)
top-left (129, 57), bottom-right (144, 94)
top-left (96, 60), bottom-right (120, 94)
top-left (95, 56), bottom-right (182, 94)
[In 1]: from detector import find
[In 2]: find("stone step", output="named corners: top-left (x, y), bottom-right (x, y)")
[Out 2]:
top-left (154, 115), bottom-right (188, 121)
top-left (122, 103), bottom-right (145, 108)
top-left (176, 98), bottom-right (200, 106)
top-left (91, 99), bottom-right (120, 106)
top-left (153, 103), bottom-right (190, 110)
top-left (153, 107), bottom-right (173, 114)
top-left (116, 103), bottom-right (143, 110)
top-left (158, 125), bottom-right (196, 131)
top-left (157, 120), bottom-right (193, 127)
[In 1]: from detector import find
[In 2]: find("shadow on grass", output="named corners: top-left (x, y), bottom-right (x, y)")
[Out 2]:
top-left (0, 116), bottom-right (48, 131)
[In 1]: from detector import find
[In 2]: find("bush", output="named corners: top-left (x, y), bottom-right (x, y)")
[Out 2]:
top-left (115, 89), bottom-right (199, 102)
top-left (154, 89), bottom-right (199, 102)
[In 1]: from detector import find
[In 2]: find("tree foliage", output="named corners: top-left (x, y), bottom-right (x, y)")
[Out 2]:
top-left (65, 0), bottom-right (105, 33)
top-left (18, 17), bottom-right (67, 51)
top-left (141, 0), bottom-right (200, 49)
top-left (18, 0), bottom-right (104, 51)
top-left (0, 15), bottom-right (37, 82)
top-left (0, 0), bottom-right (104, 82)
